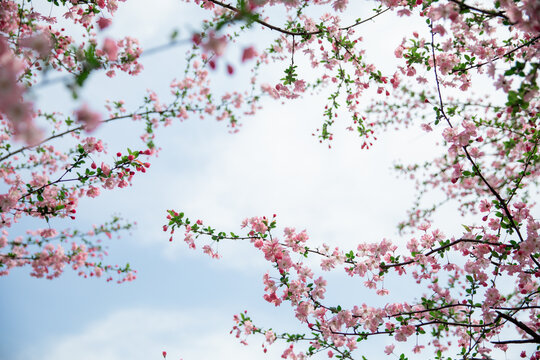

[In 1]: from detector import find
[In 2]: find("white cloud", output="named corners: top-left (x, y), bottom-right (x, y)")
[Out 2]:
top-left (29, 304), bottom-right (528, 360)
top-left (26, 307), bottom-right (281, 360)
top-left (20, 305), bottom-right (414, 360)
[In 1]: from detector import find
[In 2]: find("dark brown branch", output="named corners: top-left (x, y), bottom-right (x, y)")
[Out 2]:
top-left (387, 303), bottom-right (469, 317)
top-left (491, 338), bottom-right (538, 344)
top-left (430, 24), bottom-right (525, 243)
top-left (506, 142), bottom-right (538, 206)
top-left (494, 305), bottom-right (540, 311)
top-left (430, 24), bottom-right (451, 126)
top-left (381, 238), bottom-right (501, 269)
top-left (311, 318), bottom-right (499, 339)
top-left (208, 0), bottom-right (389, 36)
top-left (530, 254), bottom-right (540, 269)
top-left (18, 159), bottom-right (133, 200)
top-left (448, 0), bottom-right (508, 20)
top-left (462, 146), bottom-right (525, 243)
top-left (453, 35), bottom-right (540, 73)
top-left (391, 304), bottom-right (540, 317)
top-left (496, 311), bottom-right (540, 343)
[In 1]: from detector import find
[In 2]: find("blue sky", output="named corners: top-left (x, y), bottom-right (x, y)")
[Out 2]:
top-left (1, 1), bottom-right (536, 359)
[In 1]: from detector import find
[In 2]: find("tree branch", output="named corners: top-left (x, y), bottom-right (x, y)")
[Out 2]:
top-left (448, 0), bottom-right (508, 20)
top-left (430, 23), bottom-right (525, 242)
top-left (452, 35), bottom-right (540, 73)
top-left (495, 311), bottom-right (540, 343)
top-left (491, 338), bottom-right (538, 344)
top-left (381, 238), bottom-right (501, 269)
top-left (208, 0), bottom-right (389, 36)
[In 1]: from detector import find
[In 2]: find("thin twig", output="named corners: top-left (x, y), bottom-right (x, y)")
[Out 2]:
top-left (430, 23), bottom-right (525, 242)
top-left (448, 0), bottom-right (508, 20)
top-left (452, 35), bottom-right (540, 73)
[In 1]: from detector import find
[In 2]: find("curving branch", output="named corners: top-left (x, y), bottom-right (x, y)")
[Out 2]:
top-left (495, 311), bottom-right (540, 344)
top-left (0, 98), bottom-right (216, 163)
top-left (452, 35), bottom-right (540, 74)
top-left (380, 238), bottom-right (501, 269)
top-left (0, 110), bottom-right (158, 163)
top-left (33, 38), bottom-right (192, 89)
top-left (208, 0), bottom-right (390, 36)
top-left (448, 0), bottom-right (508, 20)
top-left (429, 24), bottom-right (526, 242)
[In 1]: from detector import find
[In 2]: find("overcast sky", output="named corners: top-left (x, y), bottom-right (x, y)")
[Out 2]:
top-left (0, 1), bottom-right (535, 359)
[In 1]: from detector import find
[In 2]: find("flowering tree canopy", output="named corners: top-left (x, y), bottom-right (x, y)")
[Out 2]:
top-left (1, 0), bottom-right (540, 359)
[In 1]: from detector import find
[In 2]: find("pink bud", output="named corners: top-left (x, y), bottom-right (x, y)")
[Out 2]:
top-left (192, 33), bottom-right (202, 45)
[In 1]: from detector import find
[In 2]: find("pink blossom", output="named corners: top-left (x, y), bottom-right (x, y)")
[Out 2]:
top-left (86, 186), bottom-right (100, 198)
top-left (75, 104), bottom-right (102, 132)
top-left (202, 32), bottom-right (227, 56)
top-left (97, 17), bottom-right (112, 30)
top-left (397, 9), bottom-right (411, 16)
top-left (332, 0), bottom-right (348, 11)
top-left (376, 288), bottom-right (389, 296)
top-left (100, 163), bottom-right (111, 176)
top-left (243, 320), bottom-right (254, 334)
top-left (103, 38), bottom-right (118, 61)
top-left (479, 199), bottom-right (491, 212)
top-left (265, 330), bottom-right (276, 344)
top-left (39, 229), bottom-right (58, 238)
top-left (19, 33), bottom-right (53, 58)
top-left (241, 46), bottom-right (257, 62)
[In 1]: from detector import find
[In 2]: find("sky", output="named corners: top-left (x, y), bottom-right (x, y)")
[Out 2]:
top-left (0, 1), bottom-right (536, 360)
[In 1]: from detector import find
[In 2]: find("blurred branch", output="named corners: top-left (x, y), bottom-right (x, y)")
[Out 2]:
top-left (33, 38), bottom-right (191, 90)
